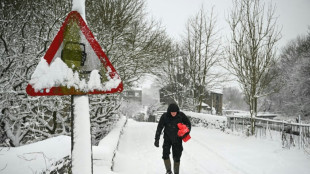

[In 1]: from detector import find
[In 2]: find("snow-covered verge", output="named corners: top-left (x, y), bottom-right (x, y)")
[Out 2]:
top-left (184, 111), bottom-right (227, 131)
top-left (0, 116), bottom-right (127, 174)
top-left (0, 136), bottom-right (71, 174)
top-left (93, 116), bottom-right (127, 174)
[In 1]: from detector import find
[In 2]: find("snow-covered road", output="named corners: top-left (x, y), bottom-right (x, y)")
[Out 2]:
top-left (112, 119), bottom-right (310, 174)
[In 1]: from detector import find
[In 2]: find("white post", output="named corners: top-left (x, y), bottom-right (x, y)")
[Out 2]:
top-left (211, 93), bottom-right (213, 115)
top-left (233, 117), bottom-right (236, 132)
top-left (299, 115), bottom-right (302, 149)
top-left (242, 117), bottom-right (244, 132)
top-left (266, 121), bottom-right (269, 138)
top-left (72, 96), bottom-right (92, 174)
top-left (71, 1), bottom-right (92, 174)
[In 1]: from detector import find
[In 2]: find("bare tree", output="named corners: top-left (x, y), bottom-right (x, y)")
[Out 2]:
top-left (226, 0), bottom-right (281, 134)
top-left (155, 44), bottom-right (186, 107)
top-left (155, 7), bottom-right (223, 112)
top-left (183, 7), bottom-right (222, 112)
top-left (86, 0), bottom-right (171, 88)
top-left (86, 0), bottom-right (172, 144)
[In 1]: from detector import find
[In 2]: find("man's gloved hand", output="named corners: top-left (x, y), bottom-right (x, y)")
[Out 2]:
top-left (154, 139), bottom-right (159, 147)
top-left (182, 132), bottom-right (189, 139)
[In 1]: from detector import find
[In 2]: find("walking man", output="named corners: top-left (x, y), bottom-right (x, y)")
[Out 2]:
top-left (154, 103), bottom-right (191, 174)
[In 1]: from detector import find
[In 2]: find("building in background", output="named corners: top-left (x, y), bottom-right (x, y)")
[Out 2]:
top-left (203, 90), bottom-right (223, 115)
top-left (159, 88), bottom-right (223, 115)
top-left (121, 88), bottom-right (142, 105)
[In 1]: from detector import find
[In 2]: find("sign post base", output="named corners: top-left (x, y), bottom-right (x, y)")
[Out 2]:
top-left (71, 95), bottom-right (93, 174)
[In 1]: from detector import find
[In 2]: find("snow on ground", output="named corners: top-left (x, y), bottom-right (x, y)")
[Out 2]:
top-left (112, 120), bottom-right (163, 174)
top-left (0, 136), bottom-right (70, 174)
top-left (1, 116), bottom-right (309, 174)
top-left (93, 116), bottom-right (127, 174)
top-left (0, 117), bottom-right (126, 174)
top-left (112, 119), bottom-right (310, 174)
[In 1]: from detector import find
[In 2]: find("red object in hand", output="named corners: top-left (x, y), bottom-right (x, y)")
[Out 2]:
top-left (177, 123), bottom-right (191, 142)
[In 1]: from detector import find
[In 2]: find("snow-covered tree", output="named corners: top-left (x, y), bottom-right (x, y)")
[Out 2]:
top-left (85, 0), bottom-right (173, 143)
top-left (223, 87), bottom-right (248, 110)
top-left (119, 99), bottom-right (142, 118)
top-left (90, 94), bottom-right (121, 145)
top-left (0, 0), bottom-right (72, 146)
top-left (264, 30), bottom-right (310, 120)
top-left (0, 0), bottom-right (175, 147)
top-left (146, 101), bottom-right (161, 117)
top-left (226, 0), bottom-right (281, 134)
top-left (156, 7), bottom-right (223, 112)
top-left (86, 0), bottom-right (171, 88)
top-left (183, 7), bottom-right (222, 112)
top-left (155, 44), bottom-right (187, 108)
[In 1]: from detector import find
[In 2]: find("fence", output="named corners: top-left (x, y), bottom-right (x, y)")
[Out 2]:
top-left (227, 116), bottom-right (310, 150)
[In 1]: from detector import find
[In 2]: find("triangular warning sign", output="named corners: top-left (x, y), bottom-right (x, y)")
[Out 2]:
top-left (26, 11), bottom-right (123, 96)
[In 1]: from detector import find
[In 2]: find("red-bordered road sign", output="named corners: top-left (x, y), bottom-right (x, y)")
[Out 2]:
top-left (26, 11), bottom-right (123, 96)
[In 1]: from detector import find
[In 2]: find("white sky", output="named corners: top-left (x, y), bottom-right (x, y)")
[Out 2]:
top-left (145, 0), bottom-right (310, 49)
top-left (142, 0), bottom-right (310, 90)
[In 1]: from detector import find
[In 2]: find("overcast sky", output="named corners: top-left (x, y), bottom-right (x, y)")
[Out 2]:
top-left (145, 0), bottom-right (310, 49)
top-left (140, 0), bottom-right (310, 90)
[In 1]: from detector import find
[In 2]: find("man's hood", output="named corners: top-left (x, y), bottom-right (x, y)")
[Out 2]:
top-left (167, 103), bottom-right (180, 113)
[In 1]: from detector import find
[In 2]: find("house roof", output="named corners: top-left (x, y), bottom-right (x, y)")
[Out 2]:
top-left (197, 102), bottom-right (210, 108)
top-left (210, 89), bottom-right (223, 94)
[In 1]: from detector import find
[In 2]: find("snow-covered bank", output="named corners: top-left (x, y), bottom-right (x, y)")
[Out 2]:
top-left (0, 116), bottom-right (127, 174)
top-left (184, 111), bottom-right (227, 130)
top-left (0, 136), bottom-right (71, 174)
top-left (93, 116), bottom-right (127, 174)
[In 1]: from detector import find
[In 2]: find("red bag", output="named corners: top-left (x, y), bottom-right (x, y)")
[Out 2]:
top-left (177, 123), bottom-right (191, 142)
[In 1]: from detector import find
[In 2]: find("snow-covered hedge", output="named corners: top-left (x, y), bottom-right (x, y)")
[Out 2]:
top-left (184, 111), bottom-right (227, 131)
top-left (43, 156), bottom-right (71, 174)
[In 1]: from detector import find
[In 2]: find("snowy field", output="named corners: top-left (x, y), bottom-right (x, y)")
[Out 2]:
top-left (1, 118), bottom-right (310, 174)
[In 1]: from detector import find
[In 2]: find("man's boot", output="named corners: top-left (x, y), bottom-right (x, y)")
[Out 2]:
top-left (164, 159), bottom-right (172, 174)
top-left (174, 161), bottom-right (180, 174)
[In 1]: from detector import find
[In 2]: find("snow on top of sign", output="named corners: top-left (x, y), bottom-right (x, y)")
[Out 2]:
top-left (88, 70), bottom-right (102, 90)
top-left (29, 57), bottom-right (121, 92)
top-left (72, 0), bottom-right (86, 20)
